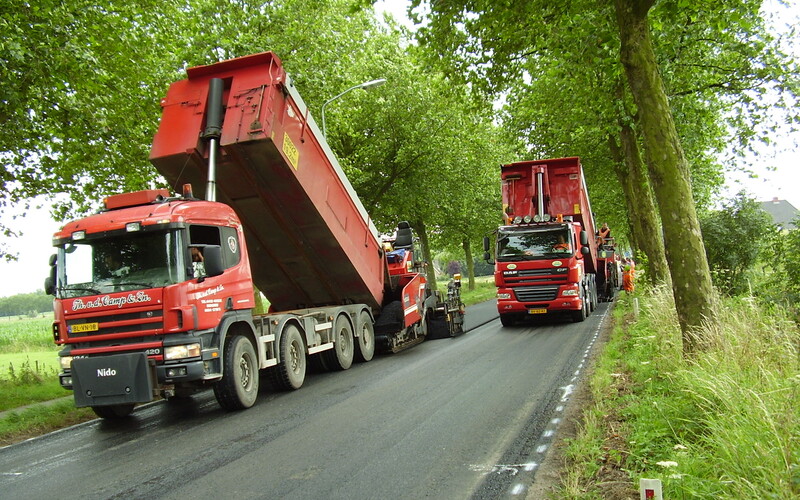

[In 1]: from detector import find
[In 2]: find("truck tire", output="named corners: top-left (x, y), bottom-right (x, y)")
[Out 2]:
top-left (374, 300), bottom-right (403, 333)
top-left (324, 314), bottom-right (355, 370)
top-left (213, 334), bottom-right (259, 410)
top-left (91, 403), bottom-right (135, 419)
top-left (572, 293), bottom-right (588, 323)
top-left (273, 324), bottom-right (307, 390)
top-left (499, 313), bottom-right (517, 327)
top-left (354, 310), bottom-right (375, 362)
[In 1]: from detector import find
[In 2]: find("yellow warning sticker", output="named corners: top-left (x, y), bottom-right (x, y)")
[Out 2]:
top-left (283, 132), bottom-right (299, 169)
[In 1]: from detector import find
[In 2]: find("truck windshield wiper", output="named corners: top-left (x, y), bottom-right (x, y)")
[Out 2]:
top-left (61, 285), bottom-right (102, 295)
top-left (114, 281), bottom-right (155, 288)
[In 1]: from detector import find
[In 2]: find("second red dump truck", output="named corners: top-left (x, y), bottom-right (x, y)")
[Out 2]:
top-left (45, 52), bottom-right (464, 418)
top-left (484, 157), bottom-right (598, 326)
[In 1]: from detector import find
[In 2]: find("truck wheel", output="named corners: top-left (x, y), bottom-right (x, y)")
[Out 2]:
top-left (499, 313), bottom-right (517, 327)
top-left (354, 310), bottom-right (375, 362)
top-left (213, 334), bottom-right (259, 410)
top-left (374, 300), bottom-right (403, 333)
top-left (91, 403), bottom-right (135, 419)
top-left (572, 295), bottom-right (588, 323)
top-left (273, 324), bottom-right (307, 390)
top-left (324, 315), bottom-right (354, 370)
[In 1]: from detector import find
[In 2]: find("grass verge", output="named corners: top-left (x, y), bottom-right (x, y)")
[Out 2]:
top-left (0, 351), bottom-right (60, 381)
top-left (560, 287), bottom-right (800, 498)
top-left (0, 400), bottom-right (95, 447)
top-left (447, 274), bottom-right (496, 306)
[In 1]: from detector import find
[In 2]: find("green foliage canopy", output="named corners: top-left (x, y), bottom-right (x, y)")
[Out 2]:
top-left (1, 0), bottom-right (516, 286)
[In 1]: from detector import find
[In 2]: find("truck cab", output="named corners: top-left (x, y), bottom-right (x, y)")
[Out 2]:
top-left (46, 187), bottom-right (255, 417)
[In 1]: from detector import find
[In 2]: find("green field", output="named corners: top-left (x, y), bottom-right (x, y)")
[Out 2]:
top-left (0, 314), bottom-right (53, 347)
top-left (0, 315), bottom-right (59, 381)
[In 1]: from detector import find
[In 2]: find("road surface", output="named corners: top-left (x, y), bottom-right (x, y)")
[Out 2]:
top-left (0, 300), bottom-right (610, 499)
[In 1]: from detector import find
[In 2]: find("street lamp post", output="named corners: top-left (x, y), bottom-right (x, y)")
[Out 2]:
top-left (321, 78), bottom-right (387, 137)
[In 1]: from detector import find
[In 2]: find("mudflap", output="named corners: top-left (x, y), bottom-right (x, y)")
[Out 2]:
top-left (71, 353), bottom-right (155, 408)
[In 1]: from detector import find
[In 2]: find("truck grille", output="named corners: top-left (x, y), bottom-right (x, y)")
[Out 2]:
top-left (66, 307), bottom-right (164, 348)
top-left (506, 268), bottom-right (568, 286)
top-left (514, 286), bottom-right (560, 302)
top-left (518, 269), bottom-right (554, 277)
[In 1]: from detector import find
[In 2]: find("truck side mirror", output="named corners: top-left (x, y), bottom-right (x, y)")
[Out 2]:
top-left (482, 236), bottom-right (494, 264)
top-left (580, 230), bottom-right (589, 246)
top-left (203, 245), bottom-right (225, 278)
top-left (44, 254), bottom-right (57, 295)
top-left (581, 246), bottom-right (590, 256)
top-left (44, 276), bottom-right (55, 296)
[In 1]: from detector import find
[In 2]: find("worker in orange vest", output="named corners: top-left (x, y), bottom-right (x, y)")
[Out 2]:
top-left (622, 258), bottom-right (635, 293)
top-left (596, 222), bottom-right (611, 247)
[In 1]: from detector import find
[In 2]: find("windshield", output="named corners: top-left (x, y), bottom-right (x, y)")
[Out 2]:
top-left (56, 229), bottom-right (186, 298)
top-left (497, 228), bottom-right (572, 262)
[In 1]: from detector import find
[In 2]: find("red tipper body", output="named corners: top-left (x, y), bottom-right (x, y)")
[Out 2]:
top-left (493, 157), bottom-right (598, 325)
top-left (150, 52), bottom-right (384, 311)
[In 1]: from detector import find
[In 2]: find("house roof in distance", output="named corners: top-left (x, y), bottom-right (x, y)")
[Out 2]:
top-left (759, 197), bottom-right (799, 229)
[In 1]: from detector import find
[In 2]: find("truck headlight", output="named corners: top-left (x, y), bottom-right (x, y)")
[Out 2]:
top-left (60, 356), bottom-right (73, 370)
top-left (497, 293), bottom-right (512, 300)
top-left (164, 343), bottom-right (201, 360)
top-left (562, 289), bottom-right (579, 296)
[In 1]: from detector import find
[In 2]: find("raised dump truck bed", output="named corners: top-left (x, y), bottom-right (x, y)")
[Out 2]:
top-left (502, 156), bottom-right (597, 273)
top-left (150, 52), bottom-right (384, 311)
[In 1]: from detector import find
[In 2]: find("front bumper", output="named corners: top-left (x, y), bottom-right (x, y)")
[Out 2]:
top-left (61, 353), bottom-right (210, 407)
top-left (496, 286), bottom-right (583, 315)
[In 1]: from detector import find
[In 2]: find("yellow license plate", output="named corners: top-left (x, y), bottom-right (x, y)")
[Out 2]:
top-left (528, 308), bottom-right (547, 315)
top-left (71, 322), bottom-right (99, 333)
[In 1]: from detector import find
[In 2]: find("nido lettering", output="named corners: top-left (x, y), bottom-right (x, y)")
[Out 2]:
top-left (97, 368), bottom-right (117, 377)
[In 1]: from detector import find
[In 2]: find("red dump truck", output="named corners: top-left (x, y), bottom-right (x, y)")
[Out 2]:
top-left (45, 52), bottom-right (464, 418)
top-left (483, 157), bottom-right (597, 326)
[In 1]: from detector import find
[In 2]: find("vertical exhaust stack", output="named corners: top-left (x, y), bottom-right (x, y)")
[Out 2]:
top-left (202, 78), bottom-right (225, 202)
top-left (535, 166), bottom-right (545, 218)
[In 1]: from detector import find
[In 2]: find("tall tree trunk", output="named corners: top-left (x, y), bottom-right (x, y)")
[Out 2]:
top-left (614, 0), bottom-right (716, 354)
top-left (616, 114), bottom-right (670, 286)
top-left (461, 237), bottom-right (476, 291)
top-left (609, 134), bottom-right (641, 248)
top-left (411, 219), bottom-right (438, 292)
